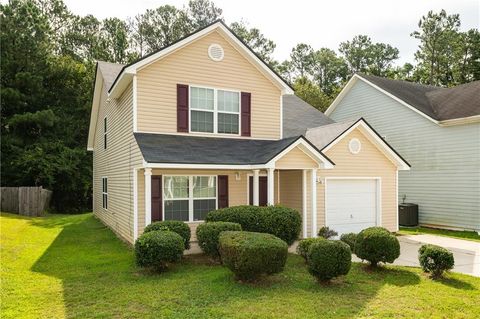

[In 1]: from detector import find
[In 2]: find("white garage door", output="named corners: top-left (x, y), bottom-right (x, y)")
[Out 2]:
top-left (326, 179), bottom-right (378, 235)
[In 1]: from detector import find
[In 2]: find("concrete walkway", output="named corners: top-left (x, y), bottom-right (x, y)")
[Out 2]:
top-left (189, 234), bottom-right (480, 277)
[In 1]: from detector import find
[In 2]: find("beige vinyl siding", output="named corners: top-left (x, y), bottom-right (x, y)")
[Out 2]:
top-left (275, 148), bottom-right (318, 169)
top-left (279, 170), bottom-right (306, 237)
top-left (318, 128), bottom-right (397, 231)
top-left (136, 30), bottom-right (281, 139)
top-left (329, 79), bottom-right (480, 231)
top-left (92, 81), bottom-right (143, 244)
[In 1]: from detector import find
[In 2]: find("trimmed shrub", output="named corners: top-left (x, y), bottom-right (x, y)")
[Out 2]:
top-left (135, 230), bottom-right (184, 271)
top-left (206, 205), bottom-right (301, 245)
top-left (318, 226), bottom-right (338, 239)
top-left (296, 238), bottom-right (325, 260)
top-left (340, 233), bottom-right (357, 251)
top-left (196, 222), bottom-right (242, 258)
top-left (418, 244), bottom-right (454, 278)
top-left (144, 220), bottom-right (191, 249)
top-left (354, 227), bottom-right (400, 267)
top-left (218, 231), bottom-right (288, 281)
top-left (307, 240), bottom-right (352, 281)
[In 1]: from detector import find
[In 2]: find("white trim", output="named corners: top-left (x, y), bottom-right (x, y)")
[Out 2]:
top-left (188, 85), bottom-right (241, 136)
top-left (311, 169), bottom-right (317, 237)
top-left (132, 75), bottom-right (138, 132)
top-left (268, 138), bottom-right (334, 169)
top-left (162, 175), bottom-right (218, 222)
top-left (134, 130), bottom-right (278, 141)
top-left (144, 168), bottom-right (152, 226)
top-left (246, 171), bottom-right (267, 205)
top-left (103, 116), bottom-right (107, 150)
top-left (101, 176), bottom-right (108, 210)
top-left (267, 168), bottom-right (275, 205)
top-left (145, 163), bottom-right (270, 170)
top-left (87, 67), bottom-right (104, 150)
top-left (133, 168), bottom-right (138, 240)
top-left (302, 170), bottom-right (307, 238)
top-left (324, 177), bottom-right (382, 230)
top-left (279, 95), bottom-right (283, 139)
top-left (325, 74), bottom-right (480, 127)
top-left (395, 170), bottom-right (399, 232)
top-left (252, 169), bottom-right (260, 206)
top-left (109, 22), bottom-right (293, 98)
top-left (321, 119), bottom-right (410, 170)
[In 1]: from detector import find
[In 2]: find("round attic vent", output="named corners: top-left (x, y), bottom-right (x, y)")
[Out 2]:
top-left (208, 44), bottom-right (224, 61)
top-left (349, 138), bottom-right (362, 154)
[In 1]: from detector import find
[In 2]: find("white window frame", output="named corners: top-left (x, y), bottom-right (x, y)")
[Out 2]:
top-left (189, 85), bottom-right (241, 136)
top-left (162, 175), bottom-right (218, 222)
top-left (102, 177), bottom-right (108, 210)
top-left (103, 117), bottom-right (107, 150)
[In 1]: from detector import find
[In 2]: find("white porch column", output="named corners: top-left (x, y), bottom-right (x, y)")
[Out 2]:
top-left (311, 169), bottom-right (317, 237)
top-left (252, 169), bottom-right (260, 206)
top-left (133, 168), bottom-right (138, 241)
top-left (144, 168), bottom-right (152, 227)
top-left (302, 170), bottom-right (308, 238)
top-left (267, 168), bottom-right (275, 206)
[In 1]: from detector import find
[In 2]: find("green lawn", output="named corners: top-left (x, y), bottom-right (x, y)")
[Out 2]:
top-left (2, 213), bottom-right (479, 319)
top-left (399, 226), bottom-right (480, 242)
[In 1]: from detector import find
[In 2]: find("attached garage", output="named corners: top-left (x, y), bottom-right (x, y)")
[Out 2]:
top-left (325, 178), bottom-right (380, 235)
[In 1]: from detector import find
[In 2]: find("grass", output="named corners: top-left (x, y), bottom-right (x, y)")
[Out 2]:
top-left (1, 213), bottom-right (479, 319)
top-left (399, 226), bottom-right (480, 242)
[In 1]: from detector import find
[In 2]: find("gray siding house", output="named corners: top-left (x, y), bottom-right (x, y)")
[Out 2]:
top-left (326, 74), bottom-right (480, 233)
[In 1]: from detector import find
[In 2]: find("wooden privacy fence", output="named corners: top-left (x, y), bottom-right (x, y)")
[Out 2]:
top-left (1, 187), bottom-right (52, 216)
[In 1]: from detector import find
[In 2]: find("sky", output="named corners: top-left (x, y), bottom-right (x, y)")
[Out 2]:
top-left (63, 0), bottom-right (479, 65)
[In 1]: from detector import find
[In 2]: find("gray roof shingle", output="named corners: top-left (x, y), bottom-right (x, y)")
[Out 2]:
top-left (359, 74), bottom-right (480, 121)
top-left (282, 95), bottom-right (334, 138)
top-left (97, 61), bottom-right (124, 90)
top-left (305, 119), bottom-right (358, 150)
top-left (134, 133), bottom-right (309, 165)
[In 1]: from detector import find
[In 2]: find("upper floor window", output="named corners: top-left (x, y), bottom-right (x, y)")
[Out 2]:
top-left (190, 86), bottom-right (240, 135)
top-left (103, 117), bottom-right (107, 149)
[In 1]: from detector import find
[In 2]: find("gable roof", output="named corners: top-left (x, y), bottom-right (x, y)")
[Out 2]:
top-left (108, 20), bottom-right (293, 98)
top-left (134, 133), bottom-right (334, 168)
top-left (282, 95), bottom-right (334, 138)
top-left (325, 74), bottom-right (480, 125)
top-left (305, 118), bottom-right (410, 170)
top-left (97, 61), bottom-right (124, 90)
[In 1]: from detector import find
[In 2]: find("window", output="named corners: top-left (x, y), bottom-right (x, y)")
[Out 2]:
top-left (190, 86), bottom-right (240, 135)
top-left (102, 177), bottom-right (108, 209)
top-left (103, 117), bottom-right (107, 149)
top-left (163, 175), bottom-right (217, 222)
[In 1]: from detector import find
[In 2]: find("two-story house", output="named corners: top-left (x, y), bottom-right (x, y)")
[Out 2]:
top-left (326, 74), bottom-right (480, 233)
top-left (87, 21), bottom-right (409, 245)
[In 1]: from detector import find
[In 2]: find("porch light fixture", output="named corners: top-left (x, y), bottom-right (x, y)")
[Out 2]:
top-left (235, 172), bottom-right (241, 181)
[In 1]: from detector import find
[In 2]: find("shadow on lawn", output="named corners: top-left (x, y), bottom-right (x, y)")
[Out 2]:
top-left (29, 214), bottom-right (471, 318)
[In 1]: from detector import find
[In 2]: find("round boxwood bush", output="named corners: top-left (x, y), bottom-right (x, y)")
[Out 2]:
top-left (418, 244), bottom-right (454, 278)
top-left (340, 232), bottom-right (357, 251)
top-left (144, 220), bottom-right (191, 249)
top-left (218, 231), bottom-right (288, 281)
top-left (354, 227), bottom-right (400, 267)
top-left (206, 205), bottom-right (301, 245)
top-left (134, 230), bottom-right (184, 271)
top-left (196, 222), bottom-right (242, 258)
top-left (307, 240), bottom-right (352, 281)
top-left (296, 238), bottom-right (325, 260)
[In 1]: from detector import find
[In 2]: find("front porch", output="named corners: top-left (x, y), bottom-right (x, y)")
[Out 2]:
top-left (133, 138), bottom-right (334, 242)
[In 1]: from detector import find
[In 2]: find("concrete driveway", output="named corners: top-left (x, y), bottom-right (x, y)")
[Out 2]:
top-left (389, 234), bottom-right (480, 277)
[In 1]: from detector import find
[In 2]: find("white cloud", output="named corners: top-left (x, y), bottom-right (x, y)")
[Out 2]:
top-left (63, 0), bottom-right (480, 65)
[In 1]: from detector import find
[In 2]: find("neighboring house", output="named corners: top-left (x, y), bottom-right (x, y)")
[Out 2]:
top-left (87, 21), bottom-right (409, 245)
top-left (326, 74), bottom-right (480, 233)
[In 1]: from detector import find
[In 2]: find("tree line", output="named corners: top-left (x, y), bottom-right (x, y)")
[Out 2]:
top-left (1, 0), bottom-right (478, 212)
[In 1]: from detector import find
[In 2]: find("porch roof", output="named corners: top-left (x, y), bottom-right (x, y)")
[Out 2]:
top-left (134, 133), bottom-right (333, 166)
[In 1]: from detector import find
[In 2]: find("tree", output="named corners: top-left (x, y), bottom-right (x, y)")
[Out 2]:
top-left (411, 10), bottom-right (461, 85)
top-left (292, 77), bottom-right (332, 112)
top-left (186, 0), bottom-right (223, 29)
top-left (289, 43), bottom-right (314, 78)
top-left (310, 48), bottom-right (348, 95)
top-left (339, 35), bottom-right (399, 76)
top-left (229, 21), bottom-right (276, 64)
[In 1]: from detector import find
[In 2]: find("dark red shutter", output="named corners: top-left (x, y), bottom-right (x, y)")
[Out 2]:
top-left (177, 84), bottom-right (189, 132)
top-left (151, 176), bottom-right (162, 221)
top-left (218, 175), bottom-right (229, 208)
top-left (241, 92), bottom-right (251, 136)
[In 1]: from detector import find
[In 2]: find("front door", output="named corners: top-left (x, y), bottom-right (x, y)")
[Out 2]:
top-left (249, 176), bottom-right (268, 206)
